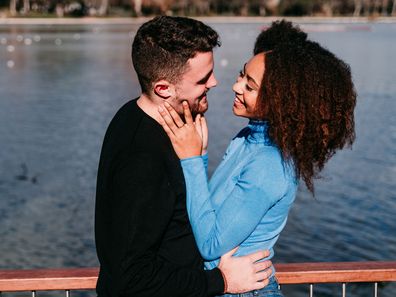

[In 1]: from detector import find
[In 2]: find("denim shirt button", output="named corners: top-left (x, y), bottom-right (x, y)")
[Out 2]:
top-left (253, 290), bottom-right (259, 296)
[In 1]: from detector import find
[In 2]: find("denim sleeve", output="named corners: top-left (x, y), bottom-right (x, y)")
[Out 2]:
top-left (181, 154), bottom-right (287, 260)
top-left (202, 152), bottom-right (209, 174)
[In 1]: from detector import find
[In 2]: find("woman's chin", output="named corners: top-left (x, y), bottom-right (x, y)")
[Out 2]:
top-left (232, 106), bottom-right (244, 117)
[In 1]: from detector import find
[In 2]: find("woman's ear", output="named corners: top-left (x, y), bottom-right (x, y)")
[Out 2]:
top-left (154, 80), bottom-right (175, 99)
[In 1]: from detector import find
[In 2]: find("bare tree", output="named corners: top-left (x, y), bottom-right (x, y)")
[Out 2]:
top-left (265, 0), bottom-right (280, 14)
top-left (132, 0), bottom-right (142, 16)
top-left (257, 0), bottom-right (280, 16)
top-left (365, 0), bottom-right (373, 15)
top-left (10, 0), bottom-right (17, 16)
top-left (240, 0), bottom-right (248, 16)
top-left (23, 0), bottom-right (30, 14)
top-left (381, 0), bottom-right (389, 15)
top-left (354, 0), bottom-right (362, 16)
top-left (98, 0), bottom-right (109, 15)
top-left (373, 0), bottom-right (381, 14)
top-left (354, 0), bottom-right (392, 16)
top-left (392, 0), bottom-right (396, 15)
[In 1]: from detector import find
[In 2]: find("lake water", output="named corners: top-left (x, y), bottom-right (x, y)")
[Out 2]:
top-left (0, 20), bottom-right (395, 297)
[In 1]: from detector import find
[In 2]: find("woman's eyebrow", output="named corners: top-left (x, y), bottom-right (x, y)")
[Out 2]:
top-left (244, 64), bottom-right (259, 88)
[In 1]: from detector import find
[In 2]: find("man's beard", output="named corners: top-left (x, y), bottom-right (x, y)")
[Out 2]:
top-left (193, 91), bottom-right (209, 116)
top-left (178, 95), bottom-right (208, 120)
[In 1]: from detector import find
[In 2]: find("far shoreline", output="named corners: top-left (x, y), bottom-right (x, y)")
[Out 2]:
top-left (1, 16), bottom-right (396, 25)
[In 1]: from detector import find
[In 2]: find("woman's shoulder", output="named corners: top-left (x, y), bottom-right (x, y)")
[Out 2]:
top-left (244, 147), bottom-right (295, 190)
top-left (249, 145), bottom-right (283, 166)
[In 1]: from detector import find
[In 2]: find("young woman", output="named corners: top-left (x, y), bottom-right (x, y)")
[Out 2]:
top-left (158, 23), bottom-right (356, 297)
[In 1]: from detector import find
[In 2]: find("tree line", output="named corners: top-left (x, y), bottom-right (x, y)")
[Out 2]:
top-left (4, 0), bottom-right (396, 17)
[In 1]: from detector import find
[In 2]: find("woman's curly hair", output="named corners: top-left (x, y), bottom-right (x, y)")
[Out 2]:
top-left (256, 40), bottom-right (356, 194)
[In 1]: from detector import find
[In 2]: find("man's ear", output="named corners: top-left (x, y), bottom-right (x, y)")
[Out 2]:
top-left (154, 80), bottom-right (175, 99)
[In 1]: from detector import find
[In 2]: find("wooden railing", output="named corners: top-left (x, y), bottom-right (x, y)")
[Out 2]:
top-left (0, 262), bottom-right (395, 295)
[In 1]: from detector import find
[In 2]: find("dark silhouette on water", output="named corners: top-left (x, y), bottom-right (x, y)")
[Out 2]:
top-left (14, 163), bottom-right (39, 184)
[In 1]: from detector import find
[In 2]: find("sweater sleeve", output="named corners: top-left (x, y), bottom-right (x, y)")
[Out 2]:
top-left (107, 152), bottom-right (224, 297)
top-left (181, 154), bottom-right (286, 261)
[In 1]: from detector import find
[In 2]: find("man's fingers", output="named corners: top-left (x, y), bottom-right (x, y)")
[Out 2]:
top-left (182, 101), bottom-right (194, 125)
top-left (252, 278), bottom-right (270, 290)
top-left (254, 260), bottom-right (272, 273)
top-left (249, 249), bottom-right (270, 263)
top-left (254, 269), bottom-right (272, 282)
top-left (164, 101), bottom-right (184, 128)
top-left (222, 246), bottom-right (239, 259)
top-left (158, 105), bottom-right (178, 134)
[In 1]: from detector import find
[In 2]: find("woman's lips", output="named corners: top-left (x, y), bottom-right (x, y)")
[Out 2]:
top-left (233, 97), bottom-right (244, 108)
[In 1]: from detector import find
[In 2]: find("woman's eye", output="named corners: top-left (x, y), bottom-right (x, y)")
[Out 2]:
top-left (245, 84), bottom-right (253, 91)
top-left (239, 70), bottom-right (244, 77)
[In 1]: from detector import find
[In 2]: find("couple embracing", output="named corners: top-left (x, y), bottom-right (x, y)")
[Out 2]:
top-left (95, 16), bottom-right (356, 297)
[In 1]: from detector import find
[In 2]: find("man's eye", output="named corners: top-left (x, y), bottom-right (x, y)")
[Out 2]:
top-left (239, 70), bottom-right (244, 77)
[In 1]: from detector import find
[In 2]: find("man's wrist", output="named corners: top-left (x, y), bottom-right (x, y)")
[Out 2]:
top-left (204, 267), bottom-right (225, 296)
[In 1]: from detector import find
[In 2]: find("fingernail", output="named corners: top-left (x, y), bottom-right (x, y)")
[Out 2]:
top-left (164, 101), bottom-right (170, 107)
top-left (158, 106), bottom-right (163, 112)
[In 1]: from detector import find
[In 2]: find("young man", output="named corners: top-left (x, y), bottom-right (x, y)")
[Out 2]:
top-left (95, 16), bottom-right (272, 297)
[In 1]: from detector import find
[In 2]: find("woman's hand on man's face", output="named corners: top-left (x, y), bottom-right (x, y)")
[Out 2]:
top-left (199, 115), bottom-right (208, 155)
top-left (158, 101), bottom-right (206, 159)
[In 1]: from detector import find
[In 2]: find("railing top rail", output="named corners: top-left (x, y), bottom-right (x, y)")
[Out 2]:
top-left (275, 261), bottom-right (396, 284)
top-left (0, 261), bottom-right (395, 291)
top-left (0, 267), bottom-right (99, 291)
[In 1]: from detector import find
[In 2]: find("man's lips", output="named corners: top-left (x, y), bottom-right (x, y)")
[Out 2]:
top-left (199, 91), bottom-right (207, 100)
top-left (199, 92), bottom-right (208, 105)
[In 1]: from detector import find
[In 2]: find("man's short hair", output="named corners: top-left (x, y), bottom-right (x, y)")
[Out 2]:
top-left (132, 16), bottom-right (220, 94)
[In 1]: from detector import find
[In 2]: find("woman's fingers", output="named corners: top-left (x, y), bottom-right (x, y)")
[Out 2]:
top-left (164, 101), bottom-right (185, 128)
top-left (182, 101), bottom-right (194, 125)
top-left (157, 110), bottom-right (176, 139)
top-left (201, 116), bottom-right (208, 151)
top-left (201, 116), bottom-right (208, 136)
top-left (194, 114), bottom-right (203, 138)
top-left (158, 105), bottom-right (178, 135)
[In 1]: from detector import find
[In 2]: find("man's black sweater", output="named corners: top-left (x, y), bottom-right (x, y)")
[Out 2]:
top-left (95, 99), bottom-right (224, 297)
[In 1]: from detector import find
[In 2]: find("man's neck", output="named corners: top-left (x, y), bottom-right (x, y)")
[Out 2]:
top-left (137, 94), bottom-right (163, 123)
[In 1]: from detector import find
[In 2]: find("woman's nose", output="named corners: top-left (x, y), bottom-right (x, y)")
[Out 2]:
top-left (232, 81), bottom-right (242, 94)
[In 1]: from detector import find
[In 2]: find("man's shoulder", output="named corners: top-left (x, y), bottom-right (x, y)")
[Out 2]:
top-left (108, 98), bottom-right (139, 129)
top-left (103, 98), bottom-right (170, 154)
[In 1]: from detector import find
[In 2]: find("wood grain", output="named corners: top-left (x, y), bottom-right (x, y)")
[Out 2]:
top-left (0, 262), bottom-right (395, 291)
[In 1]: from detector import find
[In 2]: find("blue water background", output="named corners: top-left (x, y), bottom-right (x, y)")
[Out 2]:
top-left (0, 21), bottom-right (395, 296)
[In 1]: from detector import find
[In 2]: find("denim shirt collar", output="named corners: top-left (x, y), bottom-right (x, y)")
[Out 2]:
top-left (246, 120), bottom-right (272, 145)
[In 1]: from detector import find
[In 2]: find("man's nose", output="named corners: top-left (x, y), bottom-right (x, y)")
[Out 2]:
top-left (206, 73), bottom-right (217, 89)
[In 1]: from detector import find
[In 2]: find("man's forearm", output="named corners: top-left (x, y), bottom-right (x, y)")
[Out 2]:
top-left (117, 255), bottom-right (224, 297)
